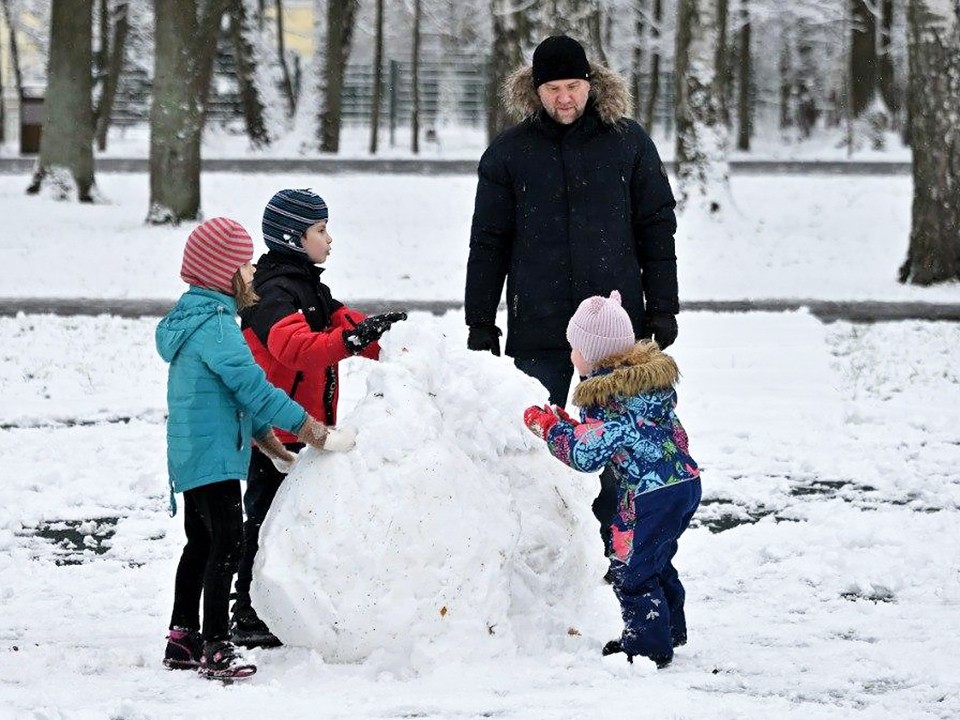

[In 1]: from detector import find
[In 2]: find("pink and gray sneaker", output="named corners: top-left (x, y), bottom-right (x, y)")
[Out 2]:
top-left (163, 627), bottom-right (202, 670)
top-left (198, 640), bottom-right (257, 680)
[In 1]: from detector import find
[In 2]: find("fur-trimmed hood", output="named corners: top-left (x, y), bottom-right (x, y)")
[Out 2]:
top-left (501, 63), bottom-right (630, 126)
top-left (572, 341), bottom-right (679, 407)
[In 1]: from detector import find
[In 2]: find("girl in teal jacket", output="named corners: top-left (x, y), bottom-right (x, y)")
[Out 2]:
top-left (156, 217), bottom-right (328, 680)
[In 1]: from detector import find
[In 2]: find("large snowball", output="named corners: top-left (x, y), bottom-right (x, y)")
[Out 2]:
top-left (252, 313), bottom-right (612, 669)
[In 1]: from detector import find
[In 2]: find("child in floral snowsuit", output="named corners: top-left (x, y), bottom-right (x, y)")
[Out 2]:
top-left (524, 291), bottom-right (701, 669)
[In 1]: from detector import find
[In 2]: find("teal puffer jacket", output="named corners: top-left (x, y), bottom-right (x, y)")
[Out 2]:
top-left (156, 287), bottom-right (307, 513)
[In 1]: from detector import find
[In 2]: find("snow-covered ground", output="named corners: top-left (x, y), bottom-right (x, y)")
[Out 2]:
top-left (1, 310), bottom-right (958, 718)
top-left (1, 163), bottom-right (959, 718)
top-left (1, 171), bottom-right (958, 304)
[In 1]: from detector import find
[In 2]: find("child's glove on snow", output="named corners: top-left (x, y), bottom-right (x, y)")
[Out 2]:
top-left (523, 404), bottom-right (559, 441)
top-left (323, 427), bottom-right (357, 452)
top-left (297, 415), bottom-right (329, 450)
top-left (343, 311), bottom-right (407, 354)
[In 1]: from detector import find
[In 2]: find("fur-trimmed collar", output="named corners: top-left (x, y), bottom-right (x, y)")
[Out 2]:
top-left (572, 341), bottom-right (679, 407)
top-left (501, 63), bottom-right (630, 126)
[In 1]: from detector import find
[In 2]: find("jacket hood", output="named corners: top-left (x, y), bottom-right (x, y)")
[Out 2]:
top-left (156, 287), bottom-right (237, 363)
top-left (502, 62), bottom-right (630, 126)
top-left (572, 340), bottom-right (679, 407)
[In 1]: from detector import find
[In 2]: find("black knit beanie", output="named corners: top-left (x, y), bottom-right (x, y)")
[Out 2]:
top-left (532, 35), bottom-right (591, 88)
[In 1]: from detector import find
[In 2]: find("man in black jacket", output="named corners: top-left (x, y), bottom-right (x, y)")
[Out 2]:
top-left (465, 35), bottom-right (680, 547)
top-left (465, 34), bottom-right (679, 407)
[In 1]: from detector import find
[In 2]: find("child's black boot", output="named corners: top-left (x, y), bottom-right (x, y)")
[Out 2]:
top-left (231, 595), bottom-right (282, 649)
top-left (162, 626), bottom-right (202, 670)
top-left (198, 640), bottom-right (257, 680)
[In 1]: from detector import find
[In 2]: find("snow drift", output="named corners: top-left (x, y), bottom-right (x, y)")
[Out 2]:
top-left (252, 315), bottom-right (611, 669)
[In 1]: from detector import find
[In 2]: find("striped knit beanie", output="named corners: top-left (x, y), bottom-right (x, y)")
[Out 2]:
top-left (180, 217), bottom-right (254, 294)
top-left (566, 290), bottom-right (635, 363)
top-left (262, 188), bottom-right (328, 255)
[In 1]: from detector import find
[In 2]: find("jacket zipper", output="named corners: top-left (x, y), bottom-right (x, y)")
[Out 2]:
top-left (290, 371), bottom-right (304, 399)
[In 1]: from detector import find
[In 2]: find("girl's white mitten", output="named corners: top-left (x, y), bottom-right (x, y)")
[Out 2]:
top-left (323, 427), bottom-right (357, 452)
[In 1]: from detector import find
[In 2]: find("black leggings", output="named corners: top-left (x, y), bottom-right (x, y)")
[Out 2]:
top-left (169, 480), bottom-right (243, 642)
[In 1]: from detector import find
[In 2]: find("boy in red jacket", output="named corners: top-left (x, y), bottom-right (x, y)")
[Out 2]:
top-left (235, 188), bottom-right (406, 647)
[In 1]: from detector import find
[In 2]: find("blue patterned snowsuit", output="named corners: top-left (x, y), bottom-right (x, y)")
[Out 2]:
top-left (542, 342), bottom-right (701, 662)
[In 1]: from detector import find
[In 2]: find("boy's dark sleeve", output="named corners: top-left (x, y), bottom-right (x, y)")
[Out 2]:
top-left (465, 146), bottom-right (515, 328)
top-left (630, 132), bottom-right (679, 316)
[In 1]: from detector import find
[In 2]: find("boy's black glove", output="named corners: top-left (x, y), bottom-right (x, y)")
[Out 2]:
top-left (643, 313), bottom-right (678, 349)
top-left (467, 325), bottom-right (502, 356)
top-left (343, 311), bottom-right (407, 354)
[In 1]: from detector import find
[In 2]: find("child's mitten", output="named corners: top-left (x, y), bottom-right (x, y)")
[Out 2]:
top-left (323, 427), bottom-right (357, 452)
top-left (343, 311), bottom-right (407, 354)
top-left (552, 404), bottom-right (576, 424)
top-left (256, 430), bottom-right (299, 473)
top-left (297, 415), bottom-right (329, 450)
top-left (523, 404), bottom-right (558, 440)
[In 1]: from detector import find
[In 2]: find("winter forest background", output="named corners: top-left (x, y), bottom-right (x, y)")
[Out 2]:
top-left (0, 0), bottom-right (958, 284)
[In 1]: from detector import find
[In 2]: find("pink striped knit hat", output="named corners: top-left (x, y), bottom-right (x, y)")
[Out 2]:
top-left (180, 217), bottom-right (254, 294)
top-left (566, 290), bottom-right (635, 363)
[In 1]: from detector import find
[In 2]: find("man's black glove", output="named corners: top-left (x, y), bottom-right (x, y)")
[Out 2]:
top-left (467, 325), bottom-right (502, 356)
top-left (343, 311), bottom-right (407, 354)
top-left (643, 313), bottom-right (678, 349)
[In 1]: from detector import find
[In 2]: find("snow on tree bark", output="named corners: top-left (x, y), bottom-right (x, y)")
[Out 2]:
top-left (674, 0), bottom-right (730, 214)
top-left (27, 0), bottom-right (96, 202)
top-left (900, 0), bottom-right (960, 285)
top-left (318, 0), bottom-right (358, 153)
top-left (147, 0), bottom-right (229, 224)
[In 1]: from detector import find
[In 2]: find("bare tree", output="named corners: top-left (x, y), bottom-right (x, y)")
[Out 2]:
top-left (27, 0), bottom-right (96, 201)
top-left (318, 0), bottom-right (358, 153)
top-left (230, 0), bottom-right (271, 148)
top-left (675, 0), bottom-right (730, 212)
top-left (877, 0), bottom-right (899, 114)
top-left (411, 0), bottom-right (422, 154)
top-left (849, 0), bottom-right (878, 117)
top-left (93, 0), bottom-right (129, 151)
top-left (736, 0), bottom-right (750, 150)
top-left (275, 0), bottom-right (296, 116)
top-left (899, 0), bottom-right (960, 285)
top-left (0, 0), bottom-right (26, 104)
top-left (369, 0), bottom-right (384, 154)
top-left (644, 0), bottom-right (664, 132)
top-left (148, 0), bottom-right (229, 224)
top-left (630, 0), bottom-right (647, 120)
top-left (488, 0), bottom-right (535, 142)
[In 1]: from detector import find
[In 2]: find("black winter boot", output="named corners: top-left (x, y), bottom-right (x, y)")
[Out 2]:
top-left (230, 595), bottom-right (282, 649)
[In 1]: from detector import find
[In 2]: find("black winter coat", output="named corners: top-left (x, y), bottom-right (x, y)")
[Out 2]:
top-left (465, 63), bottom-right (679, 357)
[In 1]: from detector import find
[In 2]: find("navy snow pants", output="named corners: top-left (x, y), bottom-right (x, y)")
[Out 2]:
top-left (611, 478), bottom-right (701, 662)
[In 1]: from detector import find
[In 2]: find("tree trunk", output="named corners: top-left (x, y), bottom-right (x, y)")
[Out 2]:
top-left (230, 0), bottom-right (271, 148)
top-left (275, 0), bottom-right (296, 117)
top-left (411, 0), bottom-right (421, 154)
top-left (488, 0), bottom-right (532, 142)
top-left (27, 0), bottom-right (96, 201)
top-left (631, 0), bottom-right (646, 120)
top-left (714, 0), bottom-right (730, 126)
top-left (877, 0), bottom-right (898, 114)
top-left (369, 0), bottom-right (384, 154)
top-left (899, 0), bottom-right (960, 285)
top-left (94, 1), bottom-right (129, 152)
top-left (319, 0), bottom-right (358, 153)
top-left (148, 0), bottom-right (228, 224)
top-left (674, 0), bottom-right (730, 213)
top-left (643, 0), bottom-right (663, 132)
top-left (1, 0), bottom-right (25, 103)
top-left (779, 24), bottom-right (791, 129)
top-left (736, 0), bottom-right (750, 151)
top-left (850, 0), bottom-right (878, 117)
